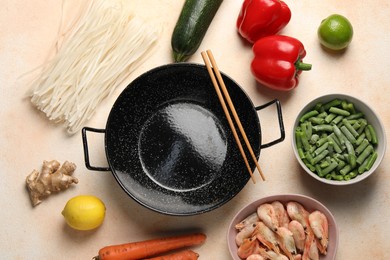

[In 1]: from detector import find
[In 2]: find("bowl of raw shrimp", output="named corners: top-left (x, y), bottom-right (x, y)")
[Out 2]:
top-left (227, 194), bottom-right (339, 260)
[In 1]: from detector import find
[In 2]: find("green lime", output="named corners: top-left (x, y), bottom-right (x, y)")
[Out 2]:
top-left (318, 14), bottom-right (353, 51)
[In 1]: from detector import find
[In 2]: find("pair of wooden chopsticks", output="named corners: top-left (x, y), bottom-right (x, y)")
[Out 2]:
top-left (201, 50), bottom-right (265, 183)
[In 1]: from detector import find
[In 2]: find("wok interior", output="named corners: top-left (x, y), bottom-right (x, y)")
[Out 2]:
top-left (105, 64), bottom-right (261, 215)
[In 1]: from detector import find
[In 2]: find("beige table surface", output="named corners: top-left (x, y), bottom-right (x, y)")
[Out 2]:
top-left (1, 0), bottom-right (390, 259)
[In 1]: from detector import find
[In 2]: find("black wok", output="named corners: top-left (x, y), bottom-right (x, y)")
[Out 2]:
top-left (82, 63), bottom-right (284, 216)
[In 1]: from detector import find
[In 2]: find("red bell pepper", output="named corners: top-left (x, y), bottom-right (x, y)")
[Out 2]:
top-left (237, 0), bottom-right (291, 44)
top-left (251, 35), bottom-right (312, 91)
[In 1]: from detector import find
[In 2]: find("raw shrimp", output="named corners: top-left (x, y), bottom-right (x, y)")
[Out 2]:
top-left (247, 254), bottom-right (265, 260)
top-left (236, 223), bottom-right (257, 246)
top-left (302, 233), bottom-right (319, 260)
top-left (276, 227), bottom-right (297, 260)
top-left (236, 212), bottom-right (260, 231)
top-left (267, 250), bottom-right (289, 260)
top-left (293, 254), bottom-right (302, 260)
top-left (238, 237), bottom-right (260, 259)
top-left (309, 210), bottom-right (328, 254)
top-left (286, 202), bottom-right (310, 230)
top-left (257, 203), bottom-right (279, 231)
top-left (253, 221), bottom-right (280, 253)
top-left (272, 201), bottom-right (290, 228)
top-left (288, 220), bottom-right (306, 253)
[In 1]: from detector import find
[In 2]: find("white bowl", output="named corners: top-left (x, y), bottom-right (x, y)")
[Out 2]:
top-left (292, 94), bottom-right (386, 185)
top-left (227, 194), bottom-right (339, 260)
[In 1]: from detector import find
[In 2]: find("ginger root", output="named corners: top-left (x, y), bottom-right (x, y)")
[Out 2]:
top-left (26, 160), bottom-right (78, 206)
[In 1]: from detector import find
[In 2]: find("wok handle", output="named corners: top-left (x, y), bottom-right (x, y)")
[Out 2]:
top-left (81, 127), bottom-right (111, 171)
top-left (255, 99), bottom-right (285, 149)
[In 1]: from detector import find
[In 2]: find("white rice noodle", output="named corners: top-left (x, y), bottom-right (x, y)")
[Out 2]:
top-left (29, 0), bottom-right (160, 134)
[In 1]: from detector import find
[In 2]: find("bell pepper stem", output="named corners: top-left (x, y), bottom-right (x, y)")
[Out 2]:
top-left (296, 60), bottom-right (312, 71)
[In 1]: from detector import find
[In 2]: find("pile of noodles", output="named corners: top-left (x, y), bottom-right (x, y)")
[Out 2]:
top-left (28, 0), bottom-right (160, 134)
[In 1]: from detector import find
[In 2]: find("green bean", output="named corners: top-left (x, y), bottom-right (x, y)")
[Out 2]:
top-left (357, 118), bottom-right (367, 135)
top-left (300, 110), bottom-right (319, 123)
top-left (325, 174), bottom-right (332, 180)
top-left (320, 160), bottom-right (330, 168)
top-left (345, 140), bottom-right (357, 168)
top-left (367, 125), bottom-right (378, 145)
top-left (346, 112), bottom-right (364, 120)
top-left (331, 173), bottom-right (344, 181)
top-left (331, 115), bottom-right (344, 125)
top-left (303, 159), bottom-right (316, 172)
top-left (340, 125), bottom-right (357, 144)
top-left (312, 150), bottom-right (329, 165)
top-left (317, 112), bottom-right (328, 118)
top-left (333, 125), bottom-right (347, 145)
top-left (325, 113), bottom-right (337, 124)
top-left (358, 157), bottom-right (369, 174)
top-left (299, 131), bottom-right (311, 152)
top-left (348, 170), bottom-right (358, 179)
top-left (364, 152), bottom-right (378, 171)
top-left (364, 126), bottom-right (372, 142)
top-left (321, 159), bottom-right (338, 175)
top-left (342, 119), bottom-right (359, 137)
top-left (316, 136), bottom-right (329, 147)
top-left (355, 139), bottom-right (369, 155)
top-left (340, 165), bottom-right (352, 175)
top-left (310, 134), bottom-right (320, 145)
top-left (298, 148), bottom-right (306, 159)
top-left (356, 145), bottom-right (374, 165)
top-left (323, 99), bottom-right (342, 111)
top-left (309, 117), bottom-right (325, 125)
top-left (313, 124), bottom-right (334, 132)
top-left (314, 142), bottom-right (329, 156)
top-left (327, 135), bottom-right (342, 153)
top-left (329, 107), bottom-right (351, 116)
top-left (355, 133), bottom-right (366, 146)
top-left (343, 175), bottom-right (351, 181)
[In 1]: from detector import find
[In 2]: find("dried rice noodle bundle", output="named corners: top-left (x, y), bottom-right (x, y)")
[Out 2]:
top-left (29, 0), bottom-right (160, 134)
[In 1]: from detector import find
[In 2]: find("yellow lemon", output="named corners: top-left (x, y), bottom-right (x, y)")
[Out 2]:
top-left (62, 195), bottom-right (106, 231)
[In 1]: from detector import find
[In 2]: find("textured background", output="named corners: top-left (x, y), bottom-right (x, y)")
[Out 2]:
top-left (1, 0), bottom-right (389, 259)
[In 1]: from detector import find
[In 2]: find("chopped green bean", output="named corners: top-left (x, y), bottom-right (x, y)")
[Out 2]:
top-left (323, 99), bottom-right (342, 111)
top-left (340, 125), bottom-right (357, 144)
top-left (313, 124), bottom-right (334, 132)
top-left (329, 107), bottom-right (351, 116)
top-left (310, 134), bottom-right (320, 144)
top-left (364, 126), bottom-right (372, 142)
top-left (314, 142), bottom-right (329, 156)
top-left (356, 145), bottom-right (374, 165)
top-left (355, 133), bottom-right (366, 146)
top-left (300, 110), bottom-right (319, 123)
top-left (312, 150), bottom-right (329, 165)
top-left (316, 136), bottom-right (328, 147)
top-left (325, 113), bottom-right (337, 123)
top-left (364, 152), bottom-right (378, 171)
top-left (321, 159), bottom-right (338, 175)
top-left (342, 119), bottom-right (359, 137)
top-left (309, 117), bottom-right (325, 125)
top-left (331, 115), bottom-right (344, 125)
top-left (355, 139), bottom-right (369, 155)
top-left (367, 125), bottom-right (378, 145)
top-left (333, 125), bottom-right (347, 145)
top-left (346, 112), bottom-right (364, 120)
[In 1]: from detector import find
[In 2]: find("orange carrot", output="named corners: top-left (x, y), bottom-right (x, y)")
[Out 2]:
top-left (144, 249), bottom-right (199, 260)
top-left (93, 233), bottom-right (206, 260)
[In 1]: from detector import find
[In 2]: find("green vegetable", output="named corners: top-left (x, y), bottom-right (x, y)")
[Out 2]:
top-left (295, 98), bottom-right (378, 181)
top-left (171, 0), bottom-right (223, 62)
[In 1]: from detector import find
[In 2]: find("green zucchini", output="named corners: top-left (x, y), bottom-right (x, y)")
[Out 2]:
top-left (171, 0), bottom-right (223, 62)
